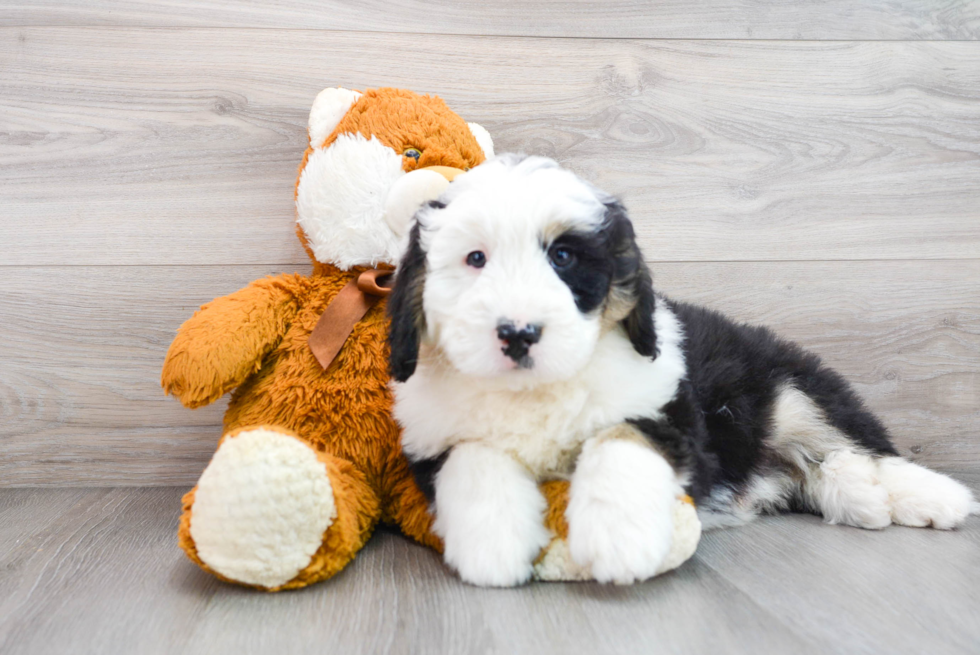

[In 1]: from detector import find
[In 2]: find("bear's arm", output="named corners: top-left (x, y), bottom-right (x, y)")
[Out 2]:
top-left (161, 275), bottom-right (300, 409)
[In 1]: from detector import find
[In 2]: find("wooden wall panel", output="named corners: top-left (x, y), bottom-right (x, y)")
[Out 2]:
top-left (2, 30), bottom-right (979, 265)
top-left (2, 261), bottom-right (976, 486)
top-left (2, 1), bottom-right (979, 40)
top-left (0, 17), bottom-right (977, 487)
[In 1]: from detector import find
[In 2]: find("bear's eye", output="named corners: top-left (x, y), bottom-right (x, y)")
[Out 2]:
top-left (404, 148), bottom-right (422, 161)
top-left (465, 251), bottom-right (486, 268)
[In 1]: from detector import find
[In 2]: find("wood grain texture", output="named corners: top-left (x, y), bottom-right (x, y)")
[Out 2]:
top-left (0, 487), bottom-right (977, 655)
top-left (1, 261), bottom-right (977, 486)
top-left (696, 489), bottom-right (980, 655)
top-left (0, 488), bottom-right (215, 653)
top-left (2, 1), bottom-right (979, 40)
top-left (1, 5), bottom-right (977, 648)
top-left (3, 29), bottom-right (980, 265)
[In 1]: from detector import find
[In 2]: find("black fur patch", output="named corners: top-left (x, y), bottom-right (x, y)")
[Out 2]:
top-left (407, 450), bottom-right (450, 503)
top-left (658, 297), bottom-right (898, 499)
top-left (546, 199), bottom-right (657, 358)
top-left (628, 381), bottom-right (718, 502)
top-left (548, 229), bottom-right (616, 314)
top-left (387, 221), bottom-right (428, 382)
top-left (604, 201), bottom-right (657, 359)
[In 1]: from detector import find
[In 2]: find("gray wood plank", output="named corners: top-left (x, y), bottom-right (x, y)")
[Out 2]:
top-left (1, 487), bottom-right (977, 655)
top-left (2, 29), bottom-right (980, 265)
top-left (1, 260), bottom-right (977, 486)
top-left (695, 471), bottom-right (980, 655)
top-left (2, 0), bottom-right (979, 40)
top-left (182, 530), bottom-right (818, 655)
top-left (0, 488), bottom-right (217, 654)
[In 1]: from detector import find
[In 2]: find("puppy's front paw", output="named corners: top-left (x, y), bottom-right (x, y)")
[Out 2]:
top-left (567, 436), bottom-right (680, 584)
top-left (440, 518), bottom-right (548, 587)
top-left (434, 444), bottom-right (551, 587)
top-left (566, 489), bottom-right (673, 584)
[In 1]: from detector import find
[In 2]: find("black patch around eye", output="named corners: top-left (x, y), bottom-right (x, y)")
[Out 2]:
top-left (546, 231), bottom-right (615, 314)
top-left (548, 245), bottom-right (575, 268)
top-left (427, 200), bottom-right (446, 209)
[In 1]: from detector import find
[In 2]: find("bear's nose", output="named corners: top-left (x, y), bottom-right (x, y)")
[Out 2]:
top-left (496, 322), bottom-right (543, 366)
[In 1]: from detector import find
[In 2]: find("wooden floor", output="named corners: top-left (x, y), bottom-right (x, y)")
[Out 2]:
top-left (1, 1), bottom-right (979, 654)
top-left (1, 485), bottom-right (979, 655)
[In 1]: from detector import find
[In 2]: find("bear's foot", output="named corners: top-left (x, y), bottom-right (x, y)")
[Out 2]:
top-left (180, 426), bottom-right (382, 590)
top-left (186, 427), bottom-right (338, 589)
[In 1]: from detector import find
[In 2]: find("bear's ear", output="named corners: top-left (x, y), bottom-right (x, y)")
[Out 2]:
top-left (467, 122), bottom-right (495, 159)
top-left (308, 87), bottom-right (362, 148)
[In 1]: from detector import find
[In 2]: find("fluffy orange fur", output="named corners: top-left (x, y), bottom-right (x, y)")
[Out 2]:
top-left (295, 88), bottom-right (487, 274)
top-left (163, 88), bottom-right (576, 590)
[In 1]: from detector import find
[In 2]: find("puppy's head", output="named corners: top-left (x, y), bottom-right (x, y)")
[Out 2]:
top-left (388, 155), bottom-right (656, 383)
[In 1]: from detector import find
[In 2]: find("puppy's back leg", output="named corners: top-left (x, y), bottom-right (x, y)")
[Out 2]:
top-left (877, 457), bottom-right (976, 529)
top-left (770, 384), bottom-right (975, 529)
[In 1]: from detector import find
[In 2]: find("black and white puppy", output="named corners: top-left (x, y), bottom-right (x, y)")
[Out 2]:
top-left (387, 154), bottom-right (976, 587)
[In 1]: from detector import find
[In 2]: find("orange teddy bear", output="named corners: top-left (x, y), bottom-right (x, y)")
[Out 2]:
top-left (162, 87), bottom-right (700, 590)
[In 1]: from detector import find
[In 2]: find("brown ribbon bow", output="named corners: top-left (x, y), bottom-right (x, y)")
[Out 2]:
top-left (308, 268), bottom-right (393, 370)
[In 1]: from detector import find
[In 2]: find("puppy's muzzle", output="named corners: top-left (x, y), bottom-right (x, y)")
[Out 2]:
top-left (496, 321), bottom-right (543, 368)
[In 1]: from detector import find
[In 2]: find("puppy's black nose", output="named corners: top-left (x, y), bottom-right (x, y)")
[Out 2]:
top-left (497, 322), bottom-right (543, 366)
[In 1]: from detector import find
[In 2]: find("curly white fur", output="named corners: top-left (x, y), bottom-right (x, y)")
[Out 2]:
top-left (567, 435), bottom-right (683, 584)
top-left (433, 443), bottom-right (551, 587)
top-left (190, 428), bottom-right (336, 589)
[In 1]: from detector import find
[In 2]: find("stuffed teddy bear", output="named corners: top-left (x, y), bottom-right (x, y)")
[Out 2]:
top-left (161, 87), bottom-right (700, 591)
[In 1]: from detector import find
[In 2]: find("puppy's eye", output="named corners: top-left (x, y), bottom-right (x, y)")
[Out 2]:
top-left (465, 251), bottom-right (487, 268)
top-left (549, 246), bottom-right (575, 269)
top-left (404, 148), bottom-right (422, 161)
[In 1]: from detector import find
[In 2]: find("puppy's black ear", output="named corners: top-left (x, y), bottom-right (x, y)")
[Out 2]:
top-left (387, 220), bottom-right (428, 381)
top-left (605, 200), bottom-right (658, 359)
top-left (624, 258), bottom-right (657, 358)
